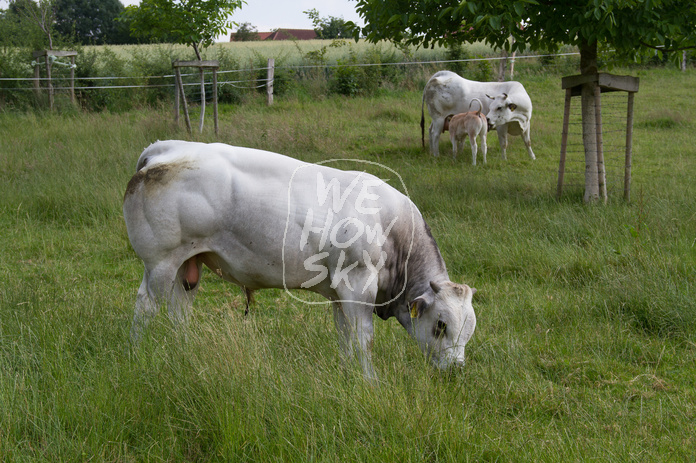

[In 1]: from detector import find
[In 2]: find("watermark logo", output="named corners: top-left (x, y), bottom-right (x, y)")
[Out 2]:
top-left (282, 160), bottom-right (414, 305)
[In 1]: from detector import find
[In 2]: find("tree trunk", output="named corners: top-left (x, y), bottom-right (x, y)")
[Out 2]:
top-left (580, 41), bottom-right (600, 203)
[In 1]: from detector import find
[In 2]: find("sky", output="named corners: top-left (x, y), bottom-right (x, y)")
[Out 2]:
top-left (121, 0), bottom-right (365, 39)
top-left (0, 0), bottom-right (365, 41)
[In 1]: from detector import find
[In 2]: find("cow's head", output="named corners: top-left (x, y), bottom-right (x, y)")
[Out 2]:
top-left (408, 281), bottom-right (476, 370)
top-left (442, 114), bottom-right (454, 133)
top-left (485, 93), bottom-right (517, 129)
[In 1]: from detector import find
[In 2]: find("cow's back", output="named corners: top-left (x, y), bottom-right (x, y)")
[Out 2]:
top-left (424, 71), bottom-right (531, 118)
top-left (123, 140), bottom-right (417, 296)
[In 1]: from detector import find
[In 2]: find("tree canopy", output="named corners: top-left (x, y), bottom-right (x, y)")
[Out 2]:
top-left (122, 0), bottom-right (244, 59)
top-left (351, 0), bottom-right (696, 68)
top-left (350, 0), bottom-right (696, 203)
top-left (304, 8), bottom-right (351, 39)
top-left (232, 21), bottom-right (260, 41)
top-left (54, 0), bottom-right (131, 45)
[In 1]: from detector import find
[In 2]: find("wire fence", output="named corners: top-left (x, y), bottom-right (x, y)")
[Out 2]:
top-left (0, 52), bottom-right (582, 108)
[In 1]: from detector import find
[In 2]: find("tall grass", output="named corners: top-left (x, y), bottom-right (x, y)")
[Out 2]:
top-left (0, 66), bottom-right (695, 461)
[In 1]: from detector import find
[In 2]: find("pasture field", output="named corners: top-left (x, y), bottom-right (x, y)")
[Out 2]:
top-left (1, 65), bottom-right (695, 461)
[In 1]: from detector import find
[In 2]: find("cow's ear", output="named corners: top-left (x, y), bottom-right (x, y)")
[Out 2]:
top-left (508, 103), bottom-right (517, 111)
top-left (486, 94), bottom-right (494, 100)
top-left (409, 297), bottom-right (428, 319)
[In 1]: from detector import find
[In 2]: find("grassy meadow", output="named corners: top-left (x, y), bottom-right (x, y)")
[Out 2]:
top-left (0, 62), bottom-right (695, 461)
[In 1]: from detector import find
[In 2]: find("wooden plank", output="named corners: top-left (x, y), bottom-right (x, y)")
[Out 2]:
top-left (562, 73), bottom-right (639, 95)
top-left (172, 60), bottom-right (220, 69)
top-left (33, 50), bottom-right (78, 58)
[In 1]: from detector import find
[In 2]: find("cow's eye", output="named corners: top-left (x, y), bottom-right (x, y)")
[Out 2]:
top-left (434, 320), bottom-right (447, 338)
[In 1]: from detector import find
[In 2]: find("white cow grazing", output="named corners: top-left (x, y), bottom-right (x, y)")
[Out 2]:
top-left (123, 140), bottom-right (477, 380)
top-left (421, 70), bottom-right (536, 160)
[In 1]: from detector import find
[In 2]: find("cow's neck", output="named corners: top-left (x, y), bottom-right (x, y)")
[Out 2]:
top-left (375, 218), bottom-right (448, 320)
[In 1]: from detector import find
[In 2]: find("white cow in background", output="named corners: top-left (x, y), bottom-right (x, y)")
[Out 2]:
top-left (421, 70), bottom-right (536, 160)
top-left (123, 140), bottom-right (477, 380)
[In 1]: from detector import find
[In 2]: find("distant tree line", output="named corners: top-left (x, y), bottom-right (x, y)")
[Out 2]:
top-left (0, 0), bottom-right (152, 48)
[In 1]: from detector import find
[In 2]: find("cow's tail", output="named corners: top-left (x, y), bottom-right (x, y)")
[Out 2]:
top-left (469, 98), bottom-right (483, 115)
top-left (420, 91), bottom-right (426, 149)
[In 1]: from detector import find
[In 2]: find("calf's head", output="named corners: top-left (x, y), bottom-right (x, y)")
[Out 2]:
top-left (409, 281), bottom-right (476, 370)
top-left (485, 93), bottom-right (517, 129)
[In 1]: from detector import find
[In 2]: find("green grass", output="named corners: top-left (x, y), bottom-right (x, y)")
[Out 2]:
top-left (1, 66), bottom-right (695, 461)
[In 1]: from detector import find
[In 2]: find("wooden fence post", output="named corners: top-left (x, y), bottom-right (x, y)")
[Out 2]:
top-left (213, 69), bottom-right (219, 135)
top-left (45, 54), bottom-right (53, 110)
top-left (33, 62), bottom-right (41, 102)
top-left (593, 82), bottom-right (607, 203)
top-left (174, 73), bottom-right (180, 127)
top-left (69, 55), bottom-right (76, 104)
top-left (557, 88), bottom-right (572, 199)
top-left (267, 58), bottom-right (274, 106)
top-left (174, 66), bottom-right (192, 134)
top-left (172, 60), bottom-right (219, 135)
top-left (624, 92), bottom-right (635, 202)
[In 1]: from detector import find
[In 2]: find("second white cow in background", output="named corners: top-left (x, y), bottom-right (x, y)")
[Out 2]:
top-left (421, 70), bottom-right (536, 160)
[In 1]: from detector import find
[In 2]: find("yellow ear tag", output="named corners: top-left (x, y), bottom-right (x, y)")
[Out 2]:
top-left (410, 302), bottom-right (419, 319)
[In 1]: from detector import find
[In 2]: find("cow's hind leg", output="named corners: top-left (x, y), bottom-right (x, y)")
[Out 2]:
top-left (429, 119), bottom-right (445, 157)
top-left (131, 271), bottom-right (159, 344)
top-left (130, 258), bottom-right (199, 344)
top-left (469, 130), bottom-right (478, 166)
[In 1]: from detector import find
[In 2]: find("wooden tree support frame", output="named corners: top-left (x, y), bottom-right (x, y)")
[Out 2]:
top-left (173, 60), bottom-right (219, 135)
top-left (32, 50), bottom-right (77, 110)
top-left (557, 73), bottom-right (639, 202)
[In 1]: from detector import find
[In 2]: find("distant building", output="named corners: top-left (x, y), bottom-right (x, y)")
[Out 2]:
top-left (230, 28), bottom-right (317, 42)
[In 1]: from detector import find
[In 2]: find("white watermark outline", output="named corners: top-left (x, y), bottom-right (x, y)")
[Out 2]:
top-left (282, 159), bottom-right (415, 306)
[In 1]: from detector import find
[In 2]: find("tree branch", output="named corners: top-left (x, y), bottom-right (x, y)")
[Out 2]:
top-left (639, 41), bottom-right (696, 53)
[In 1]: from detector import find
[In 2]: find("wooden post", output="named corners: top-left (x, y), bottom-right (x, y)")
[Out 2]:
top-left (267, 58), bottom-right (275, 106)
top-left (559, 73), bottom-right (639, 203)
top-left (69, 55), bottom-right (76, 104)
top-left (172, 60), bottom-right (218, 135)
top-left (175, 67), bottom-right (192, 134)
top-left (213, 69), bottom-right (219, 136)
top-left (45, 54), bottom-right (53, 110)
top-left (557, 88), bottom-right (572, 199)
top-left (174, 73), bottom-right (180, 127)
top-left (593, 82), bottom-right (607, 203)
top-left (32, 50), bottom-right (77, 109)
top-left (624, 92), bottom-right (635, 202)
top-left (33, 62), bottom-right (41, 102)
top-left (198, 68), bottom-right (205, 133)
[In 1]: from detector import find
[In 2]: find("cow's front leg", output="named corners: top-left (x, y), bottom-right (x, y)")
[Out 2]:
top-left (523, 126), bottom-right (536, 160)
top-left (496, 126), bottom-right (509, 160)
top-left (333, 301), bottom-right (377, 381)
